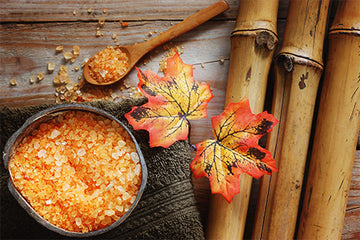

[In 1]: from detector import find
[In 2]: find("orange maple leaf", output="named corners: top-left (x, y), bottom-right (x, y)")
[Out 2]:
top-left (190, 99), bottom-right (278, 202)
top-left (125, 52), bottom-right (213, 148)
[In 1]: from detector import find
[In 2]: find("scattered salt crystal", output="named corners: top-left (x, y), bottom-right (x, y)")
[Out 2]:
top-left (64, 51), bottom-right (73, 61)
top-left (37, 72), bottom-right (44, 81)
top-left (101, 216), bottom-right (112, 225)
top-left (77, 148), bottom-right (86, 156)
top-left (98, 17), bottom-right (105, 26)
top-left (56, 45), bottom-right (63, 52)
top-left (29, 76), bottom-right (36, 84)
top-left (135, 164), bottom-right (141, 176)
top-left (46, 199), bottom-right (52, 205)
top-left (105, 182), bottom-right (114, 191)
top-left (79, 194), bottom-right (86, 201)
top-left (99, 69), bottom-right (108, 78)
top-left (63, 183), bottom-right (70, 191)
top-left (122, 192), bottom-right (131, 200)
top-left (91, 210), bottom-right (98, 218)
top-left (45, 157), bottom-right (53, 164)
top-left (75, 218), bottom-right (82, 226)
top-left (131, 152), bottom-right (139, 163)
top-left (49, 129), bottom-right (61, 139)
top-left (104, 209), bottom-right (115, 216)
top-left (119, 175), bottom-right (125, 184)
top-left (118, 140), bottom-right (125, 147)
top-left (73, 45), bottom-right (80, 56)
top-left (112, 150), bottom-right (125, 159)
top-left (119, 150), bottom-right (125, 157)
top-left (55, 160), bottom-right (62, 166)
top-left (14, 173), bottom-right (22, 179)
top-left (111, 120), bottom-right (118, 128)
top-left (115, 185), bottom-right (125, 194)
top-left (127, 171), bottom-right (134, 181)
top-left (47, 62), bottom-right (56, 73)
top-left (54, 151), bottom-right (61, 160)
top-left (54, 172), bottom-right (61, 178)
top-left (112, 152), bottom-right (119, 159)
top-left (115, 205), bottom-right (123, 212)
top-left (34, 141), bottom-right (40, 149)
top-left (37, 149), bottom-right (47, 158)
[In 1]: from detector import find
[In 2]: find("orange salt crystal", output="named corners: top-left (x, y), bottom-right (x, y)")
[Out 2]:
top-left (87, 46), bottom-right (129, 84)
top-left (120, 21), bottom-right (128, 28)
top-left (98, 17), bottom-right (105, 27)
top-left (9, 78), bottom-right (17, 86)
top-left (9, 111), bottom-right (142, 233)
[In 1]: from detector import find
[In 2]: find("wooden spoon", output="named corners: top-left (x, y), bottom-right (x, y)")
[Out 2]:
top-left (83, 0), bottom-right (229, 85)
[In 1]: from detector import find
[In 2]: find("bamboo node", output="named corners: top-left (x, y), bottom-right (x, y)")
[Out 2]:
top-left (277, 54), bottom-right (294, 72)
top-left (255, 31), bottom-right (276, 51)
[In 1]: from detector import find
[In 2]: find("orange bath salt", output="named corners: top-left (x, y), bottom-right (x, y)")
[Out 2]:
top-left (9, 111), bottom-right (142, 233)
top-left (88, 46), bottom-right (129, 84)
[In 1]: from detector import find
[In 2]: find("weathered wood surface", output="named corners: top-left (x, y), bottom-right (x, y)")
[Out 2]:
top-left (342, 151), bottom-right (360, 240)
top-left (0, 0), bottom-right (291, 22)
top-left (0, 0), bottom-right (359, 239)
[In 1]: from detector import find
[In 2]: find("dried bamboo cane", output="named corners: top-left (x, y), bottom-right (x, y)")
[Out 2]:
top-left (206, 1), bottom-right (279, 239)
top-left (252, 0), bottom-right (330, 239)
top-left (297, 1), bottom-right (360, 239)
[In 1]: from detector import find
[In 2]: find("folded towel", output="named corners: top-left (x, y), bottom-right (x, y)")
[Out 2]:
top-left (0, 99), bottom-right (205, 239)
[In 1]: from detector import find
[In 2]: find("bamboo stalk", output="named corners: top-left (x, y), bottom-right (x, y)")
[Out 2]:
top-left (206, 1), bottom-right (279, 239)
top-left (252, 0), bottom-right (330, 239)
top-left (297, 1), bottom-right (360, 239)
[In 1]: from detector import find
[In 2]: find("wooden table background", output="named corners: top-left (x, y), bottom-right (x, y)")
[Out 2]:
top-left (1, 0), bottom-right (359, 239)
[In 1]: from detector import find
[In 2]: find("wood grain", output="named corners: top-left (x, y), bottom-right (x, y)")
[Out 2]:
top-left (0, 0), bottom-right (292, 23)
top-left (0, 0), bottom-right (238, 22)
top-left (342, 151), bottom-right (360, 240)
top-left (259, 0), bottom-right (330, 239)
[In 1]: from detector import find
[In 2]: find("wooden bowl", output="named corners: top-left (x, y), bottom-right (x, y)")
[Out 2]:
top-left (3, 104), bottom-right (147, 237)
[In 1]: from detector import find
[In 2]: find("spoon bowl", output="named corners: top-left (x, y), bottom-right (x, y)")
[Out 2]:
top-left (83, 0), bottom-right (229, 85)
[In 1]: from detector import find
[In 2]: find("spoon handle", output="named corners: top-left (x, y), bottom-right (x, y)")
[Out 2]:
top-left (140, 0), bottom-right (229, 53)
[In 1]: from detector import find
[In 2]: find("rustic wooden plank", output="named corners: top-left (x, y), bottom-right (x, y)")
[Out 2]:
top-left (0, 0), bottom-right (292, 23)
top-left (0, 0), bottom-right (239, 22)
top-left (342, 151), bottom-right (360, 240)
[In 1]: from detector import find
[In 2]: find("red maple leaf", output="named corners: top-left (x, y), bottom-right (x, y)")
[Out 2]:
top-left (125, 53), bottom-right (213, 148)
top-left (190, 99), bottom-right (278, 202)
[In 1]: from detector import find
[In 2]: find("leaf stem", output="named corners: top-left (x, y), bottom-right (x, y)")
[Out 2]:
top-left (187, 118), bottom-right (197, 151)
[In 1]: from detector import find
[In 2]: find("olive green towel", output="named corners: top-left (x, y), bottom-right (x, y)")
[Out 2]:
top-left (0, 99), bottom-right (205, 240)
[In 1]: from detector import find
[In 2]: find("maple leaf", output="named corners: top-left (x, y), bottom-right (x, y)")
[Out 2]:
top-left (190, 99), bottom-right (278, 203)
top-left (125, 52), bottom-right (213, 148)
